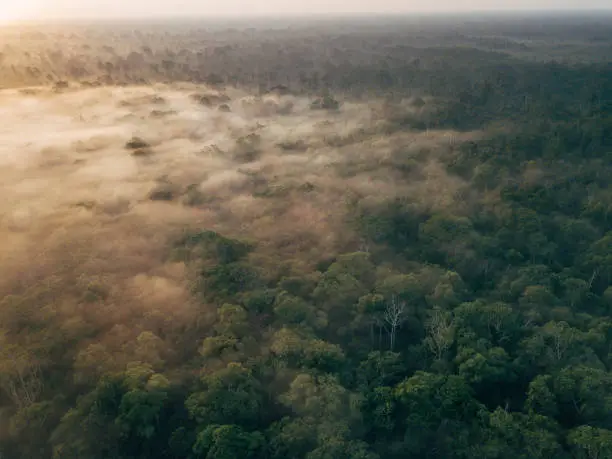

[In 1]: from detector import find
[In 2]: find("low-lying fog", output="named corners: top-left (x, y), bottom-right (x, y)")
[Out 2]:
top-left (0, 84), bottom-right (476, 353)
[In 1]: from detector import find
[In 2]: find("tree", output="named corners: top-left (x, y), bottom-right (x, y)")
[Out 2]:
top-left (424, 308), bottom-right (455, 361)
top-left (394, 372), bottom-right (484, 457)
top-left (526, 366), bottom-right (612, 429)
top-left (357, 351), bottom-right (406, 389)
top-left (73, 343), bottom-right (120, 385)
top-left (314, 271), bottom-right (368, 312)
top-left (350, 293), bottom-right (387, 352)
top-left (518, 323), bottom-right (603, 375)
top-left (553, 366), bottom-right (612, 428)
top-left (51, 376), bottom-right (126, 459)
top-left (383, 295), bottom-right (407, 351)
top-left (200, 304), bottom-right (259, 362)
top-left (273, 374), bottom-right (368, 458)
top-left (581, 232), bottom-right (612, 289)
top-left (280, 373), bottom-right (362, 424)
top-left (186, 363), bottom-right (264, 428)
top-left (455, 346), bottom-right (514, 387)
top-left (453, 300), bottom-right (519, 349)
top-left (427, 270), bottom-right (469, 309)
top-left (216, 304), bottom-right (250, 337)
top-left (267, 417), bottom-right (319, 459)
top-left (116, 389), bottom-right (168, 439)
top-left (542, 322), bottom-right (578, 363)
top-left (375, 272), bottom-right (426, 306)
top-left (9, 400), bottom-right (58, 459)
top-left (302, 339), bottom-right (346, 373)
top-left (0, 337), bottom-right (43, 409)
top-left (313, 270), bottom-right (368, 332)
top-left (193, 424), bottom-right (264, 459)
top-left (418, 214), bottom-right (479, 272)
top-left (274, 292), bottom-right (327, 331)
top-left (306, 438), bottom-right (379, 459)
top-left (519, 286), bottom-right (558, 324)
top-left (567, 426), bottom-right (612, 459)
top-left (133, 331), bottom-right (166, 369)
top-left (269, 328), bottom-right (345, 372)
top-left (526, 375), bottom-right (558, 418)
top-left (478, 409), bottom-right (564, 459)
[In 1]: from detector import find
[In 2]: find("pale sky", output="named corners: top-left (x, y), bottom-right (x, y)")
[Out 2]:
top-left (3, 0), bottom-right (612, 22)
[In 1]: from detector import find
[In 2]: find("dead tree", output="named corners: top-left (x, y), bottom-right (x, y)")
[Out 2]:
top-left (0, 341), bottom-right (43, 409)
top-left (384, 295), bottom-right (407, 351)
top-left (425, 309), bottom-right (454, 361)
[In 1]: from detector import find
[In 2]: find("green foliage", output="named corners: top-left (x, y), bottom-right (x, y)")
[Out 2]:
top-left (306, 438), bottom-right (379, 459)
top-left (116, 389), bottom-right (168, 440)
top-left (193, 424), bottom-right (264, 459)
top-left (270, 327), bottom-right (345, 372)
top-left (50, 376), bottom-right (127, 458)
top-left (5, 21), bottom-right (612, 459)
top-left (186, 363), bottom-right (264, 428)
top-left (175, 230), bottom-right (253, 265)
top-left (351, 198), bottom-right (425, 252)
top-left (455, 346), bottom-right (514, 387)
top-left (357, 351), bottom-right (406, 389)
top-left (267, 417), bottom-right (319, 459)
top-left (394, 372), bottom-right (485, 457)
top-left (273, 291), bottom-right (328, 331)
top-left (567, 426), bottom-right (612, 459)
top-left (280, 373), bottom-right (362, 422)
top-left (479, 409), bottom-right (564, 459)
top-left (395, 372), bottom-right (484, 427)
top-left (202, 262), bottom-right (264, 300)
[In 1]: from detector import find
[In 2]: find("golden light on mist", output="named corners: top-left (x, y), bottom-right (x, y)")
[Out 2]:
top-left (0, 0), bottom-right (42, 22)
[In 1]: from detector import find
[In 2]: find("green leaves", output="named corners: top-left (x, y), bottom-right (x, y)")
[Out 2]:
top-left (175, 230), bottom-right (253, 265)
top-left (554, 366), bottom-right (612, 428)
top-left (193, 424), bottom-right (264, 459)
top-left (270, 328), bottom-right (345, 372)
top-left (357, 351), bottom-right (406, 389)
top-left (581, 232), bottom-right (612, 288)
top-left (280, 373), bottom-right (362, 423)
top-left (567, 426), bottom-right (612, 459)
top-left (306, 438), bottom-right (379, 459)
top-left (393, 372), bottom-right (485, 457)
top-left (50, 365), bottom-right (176, 459)
top-left (186, 363), bottom-right (263, 428)
top-left (50, 376), bottom-right (126, 458)
top-left (273, 292), bottom-right (327, 331)
top-left (479, 409), bottom-right (564, 459)
top-left (395, 372), bottom-right (484, 427)
top-left (456, 347), bottom-right (514, 386)
top-left (116, 389), bottom-right (168, 440)
top-left (526, 375), bottom-right (558, 418)
top-left (526, 366), bottom-right (612, 429)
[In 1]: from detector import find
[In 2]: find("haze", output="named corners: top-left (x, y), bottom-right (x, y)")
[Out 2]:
top-left (1, 0), bottom-right (612, 456)
top-left (8, 0), bottom-right (612, 21)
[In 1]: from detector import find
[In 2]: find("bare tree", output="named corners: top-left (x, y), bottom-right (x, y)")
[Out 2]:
top-left (587, 268), bottom-right (599, 290)
top-left (544, 321), bottom-right (575, 362)
top-left (384, 295), bottom-right (407, 351)
top-left (0, 344), bottom-right (43, 409)
top-left (424, 309), bottom-right (454, 361)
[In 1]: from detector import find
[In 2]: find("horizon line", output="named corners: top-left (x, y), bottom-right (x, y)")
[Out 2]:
top-left (4, 8), bottom-right (612, 26)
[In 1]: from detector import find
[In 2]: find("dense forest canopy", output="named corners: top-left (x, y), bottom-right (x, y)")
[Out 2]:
top-left (0, 14), bottom-right (611, 459)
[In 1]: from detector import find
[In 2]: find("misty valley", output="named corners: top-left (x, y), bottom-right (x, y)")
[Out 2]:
top-left (0, 14), bottom-right (612, 459)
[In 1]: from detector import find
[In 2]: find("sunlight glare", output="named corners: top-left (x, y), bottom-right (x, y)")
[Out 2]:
top-left (0, 1), bottom-right (42, 23)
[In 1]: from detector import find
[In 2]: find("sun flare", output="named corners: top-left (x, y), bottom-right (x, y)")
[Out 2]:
top-left (0, 1), bottom-right (42, 23)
